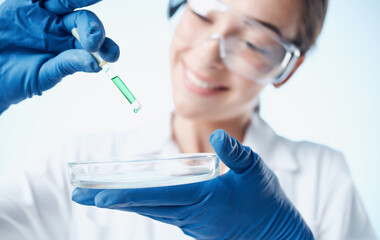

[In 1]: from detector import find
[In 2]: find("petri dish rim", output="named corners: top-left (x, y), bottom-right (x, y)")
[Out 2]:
top-left (68, 153), bottom-right (220, 189)
top-left (68, 153), bottom-right (218, 167)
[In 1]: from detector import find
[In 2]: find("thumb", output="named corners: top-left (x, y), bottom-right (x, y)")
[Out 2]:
top-left (43, 0), bottom-right (103, 15)
top-left (210, 129), bottom-right (258, 174)
top-left (37, 49), bottom-right (100, 92)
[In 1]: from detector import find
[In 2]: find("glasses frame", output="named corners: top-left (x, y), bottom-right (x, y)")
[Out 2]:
top-left (171, 0), bottom-right (302, 84)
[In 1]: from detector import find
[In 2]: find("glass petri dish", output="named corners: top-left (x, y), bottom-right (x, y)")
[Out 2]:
top-left (68, 153), bottom-right (220, 189)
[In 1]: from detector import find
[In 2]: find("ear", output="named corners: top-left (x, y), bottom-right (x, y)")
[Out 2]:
top-left (273, 54), bottom-right (305, 88)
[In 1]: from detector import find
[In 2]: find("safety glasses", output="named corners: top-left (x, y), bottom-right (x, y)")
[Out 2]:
top-left (174, 0), bottom-right (301, 84)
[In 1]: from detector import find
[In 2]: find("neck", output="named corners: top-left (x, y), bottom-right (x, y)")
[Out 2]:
top-left (172, 112), bottom-right (251, 154)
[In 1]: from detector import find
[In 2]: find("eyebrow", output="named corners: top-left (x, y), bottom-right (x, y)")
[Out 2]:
top-left (244, 17), bottom-right (283, 38)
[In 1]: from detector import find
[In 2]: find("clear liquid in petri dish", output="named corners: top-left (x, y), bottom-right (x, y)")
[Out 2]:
top-left (71, 170), bottom-right (217, 189)
top-left (69, 154), bottom-right (220, 189)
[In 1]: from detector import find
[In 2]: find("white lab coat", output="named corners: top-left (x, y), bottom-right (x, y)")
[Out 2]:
top-left (0, 112), bottom-right (377, 240)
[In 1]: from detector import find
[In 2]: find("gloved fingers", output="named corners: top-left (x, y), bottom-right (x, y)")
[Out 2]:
top-left (62, 10), bottom-right (105, 52)
top-left (101, 205), bottom-right (186, 220)
top-left (72, 188), bottom-right (104, 206)
top-left (93, 183), bottom-right (207, 208)
top-left (101, 205), bottom-right (193, 228)
top-left (98, 37), bottom-right (120, 63)
top-left (139, 214), bottom-right (175, 225)
top-left (73, 37), bottom-right (120, 63)
top-left (210, 129), bottom-right (259, 174)
top-left (38, 49), bottom-right (100, 92)
top-left (43, 0), bottom-right (103, 15)
top-left (136, 208), bottom-right (197, 229)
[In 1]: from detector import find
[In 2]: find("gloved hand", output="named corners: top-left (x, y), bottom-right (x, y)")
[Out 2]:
top-left (72, 129), bottom-right (314, 239)
top-left (0, 0), bottom-right (120, 114)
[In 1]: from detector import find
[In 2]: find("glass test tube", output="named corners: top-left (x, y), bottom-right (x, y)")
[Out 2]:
top-left (102, 64), bottom-right (142, 113)
top-left (71, 28), bottom-right (142, 114)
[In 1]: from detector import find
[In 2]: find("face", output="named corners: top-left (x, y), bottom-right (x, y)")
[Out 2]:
top-left (170, 0), bottom-right (302, 122)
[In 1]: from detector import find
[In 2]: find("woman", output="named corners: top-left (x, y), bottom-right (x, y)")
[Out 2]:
top-left (0, 0), bottom-right (376, 239)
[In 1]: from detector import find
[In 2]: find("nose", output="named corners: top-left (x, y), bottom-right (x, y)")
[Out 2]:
top-left (195, 34), bottom-right (226, 71)
top-left (207, 34), bottom-right (227, 59)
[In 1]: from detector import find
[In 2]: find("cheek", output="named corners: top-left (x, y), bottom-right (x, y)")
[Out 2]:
top-left (169, 41), bottom-right (182, 100)
top-left (170, 34), bottom-right (193, 100)
top-left (169, 32), bottom-right (265, 121)
top-left (229, 79), bottom-right (264, 110)
top-left (170, 35), bottom-right (186, 82)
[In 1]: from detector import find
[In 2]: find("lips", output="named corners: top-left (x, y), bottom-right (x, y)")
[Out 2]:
top-left (182, 63), bottom-right (228, 95)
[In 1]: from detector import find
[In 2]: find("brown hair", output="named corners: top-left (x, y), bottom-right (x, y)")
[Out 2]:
top-left (294, 0), bottom-right (329, 53)
top-left (168, 0), bottom-right (329, 54)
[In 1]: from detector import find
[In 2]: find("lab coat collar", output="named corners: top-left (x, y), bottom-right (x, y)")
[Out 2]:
top-left (146, 109), bottom-right (299, 172)
top-left (243, 112), bottom-right (300, 172)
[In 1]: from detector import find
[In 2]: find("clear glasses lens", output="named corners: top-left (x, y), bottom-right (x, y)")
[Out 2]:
top-left (175, 0), bottom-right (300, 84)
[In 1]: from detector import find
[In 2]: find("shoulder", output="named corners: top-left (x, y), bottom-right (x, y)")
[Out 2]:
top-left (271, 134), bottom-right (356, 200)
top-left (278, 135), bottom-right (349, 176)
top-left (246, 113), bottom-right (349, 176)
top-left (258, 120), bottom-right (377, 238)
top-left (292, 139), bottom-right (346, 168)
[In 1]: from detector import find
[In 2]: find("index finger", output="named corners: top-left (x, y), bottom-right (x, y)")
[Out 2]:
top-left (43, 0), bottom-right (103, 15)
top-left (93, 182), bottom-right (211, 208)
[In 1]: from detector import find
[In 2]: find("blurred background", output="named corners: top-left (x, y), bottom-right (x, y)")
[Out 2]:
top-left (0, 0), bottom-right (379, 236)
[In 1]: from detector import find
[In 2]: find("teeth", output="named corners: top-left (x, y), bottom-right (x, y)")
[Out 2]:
top-left (186, 70), bottom-right (219, 90)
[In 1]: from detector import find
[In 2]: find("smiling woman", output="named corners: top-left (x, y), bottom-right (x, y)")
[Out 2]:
top-left (169, 0), bottom-right (305, 148)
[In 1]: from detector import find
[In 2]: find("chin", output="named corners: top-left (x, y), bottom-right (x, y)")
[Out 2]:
top-left (172, 97), bottom-right (230, 123)
top-left (173, 97), bottom-right (206, 120)
top-left (171, 79), bottom-right (225, 122)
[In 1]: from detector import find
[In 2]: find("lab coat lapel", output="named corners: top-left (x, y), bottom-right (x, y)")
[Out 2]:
top-left (151, 111), bottom-right (300, 172)
top-left (243, 112), bottom-right (299, 172)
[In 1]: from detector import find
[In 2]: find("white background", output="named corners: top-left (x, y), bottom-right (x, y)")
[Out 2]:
top-left (0, 0), bottom-right (379, 236)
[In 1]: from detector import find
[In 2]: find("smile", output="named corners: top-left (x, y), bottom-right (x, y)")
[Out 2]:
top-left (186, 70), bottom-right (220, 90)
top-left (182, 64), bottom-right (228, 96)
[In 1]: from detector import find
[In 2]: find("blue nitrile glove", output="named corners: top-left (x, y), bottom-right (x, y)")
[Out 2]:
top-left (72, 129), bottom-right (314, 240)
top-left (0, 0), bottom-right (120, 114)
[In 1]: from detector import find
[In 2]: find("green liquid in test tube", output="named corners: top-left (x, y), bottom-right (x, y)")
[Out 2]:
top-left (71, 28), bottom-right (142, 114)
top-left (111, 76), bottom-right (136, 104)
top-left (104, 65), bottom-right (142, 113)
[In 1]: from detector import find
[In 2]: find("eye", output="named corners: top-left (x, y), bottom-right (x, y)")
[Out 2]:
top-left (245, 41), bottom-right (268, 55)
top-left (191, 10), bottom-right (212, 23)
